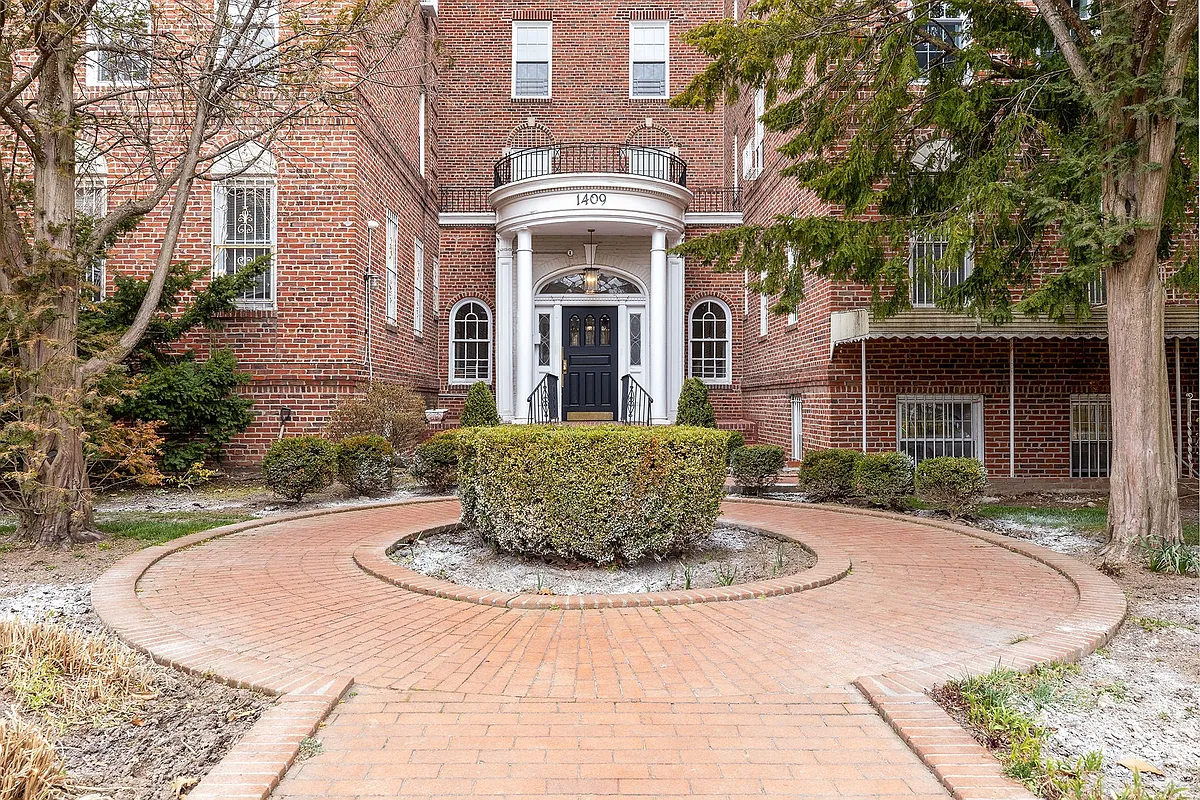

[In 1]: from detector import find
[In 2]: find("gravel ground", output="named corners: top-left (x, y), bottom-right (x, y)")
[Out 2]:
top-left (1, 556), bottom-right (271, 800)
top-left (391, 525), bottom-right (815, 595)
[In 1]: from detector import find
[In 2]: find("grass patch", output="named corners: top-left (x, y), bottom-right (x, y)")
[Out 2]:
top-left (976, 505), bottom-right (1109, 532)
top-left (1134, 616), bottom-right (1193, 633)
top-left (0, 511), bottom-right (249, 547)
top-left (937, 665), bottom-right (1186, 799)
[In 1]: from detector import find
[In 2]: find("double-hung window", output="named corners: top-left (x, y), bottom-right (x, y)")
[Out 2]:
top-left (385, 212), bottom-right (399, 326)
top-left (213, 155), bottom-right (276, 305)
top-left (413, 237), bottom-right (425, 336)
top-left (897, 395), bottom-right (983, 464)
top-left (915, 3), bottom-right (967, 74)
top-left (1086, 271), bottom-right (1106, 306)
top-left (630, 22), bottom-right (669, 98)
top-left (759, 271), bottom-right (769, 336)
top-left (418, 93), bottom-right (427, 177)
top-left (742, 88), bottom-right (766, 179)
top-left (87, 0), bottom-right (151, 86)
top-left (217, 0), bottom-right (278, 76)
top-left (786, 247), bottom-right (798, 325)
top-left (512, 22), bottom-right (551, 98)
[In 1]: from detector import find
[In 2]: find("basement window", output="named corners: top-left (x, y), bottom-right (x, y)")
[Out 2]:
top-left (1070, 394), bottom-right (1111, 478)
top-left (897, 395), bottom-right (983, 464)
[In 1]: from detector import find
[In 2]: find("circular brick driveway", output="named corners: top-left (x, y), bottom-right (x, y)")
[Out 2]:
top-left (95, 499), bottom-right (1125, 800)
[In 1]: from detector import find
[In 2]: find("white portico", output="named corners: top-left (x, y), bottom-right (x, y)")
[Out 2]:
top-left (488, 147), bottom-right (692, 424)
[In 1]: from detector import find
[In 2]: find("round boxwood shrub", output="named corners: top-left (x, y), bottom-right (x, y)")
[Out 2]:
top-left (460, 382), bottom-right (500, 427)
top-left (730, 445), bottom-right (785, 495)
top-left (914, 457), bottom-right (988, 519)
top-left (411, 431), bottom-right (463, 493)
top-left (337, 435), bottom-right (394, 496)
top-left (262, 436), bottom-right (338, 502)
top-left (724, 430), bottom-right (746, 463)
top-left (798, 448), bottom-right (862, 501)
top-left (675, 378), bottom-right (717, 427)
top-left (459, 425), bottom-right (729, 565)
top-left (854, 452), bottom-right (914, 509)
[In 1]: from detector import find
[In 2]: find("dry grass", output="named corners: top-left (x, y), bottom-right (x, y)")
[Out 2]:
top-left (0, 617), bottom-right (154, 727)
top-left (0, 711), bottom-right (70, 800)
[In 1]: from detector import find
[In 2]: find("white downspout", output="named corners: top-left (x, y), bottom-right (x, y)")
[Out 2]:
top-left (1175, 337), bottom-right (1183, 476)
top-left (1009, 339), bottom-right (1016, 478)
top-left (860, 339), bottom-right (868, 452)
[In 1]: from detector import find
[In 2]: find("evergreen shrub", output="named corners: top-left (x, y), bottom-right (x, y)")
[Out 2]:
top-left (337, 435), bottom-right (394, 496)
top-left (411, 431), bottom-right (464, 493)
top-left (854, 452), bottom-right (915, 508)
top-left (798, 448), bottom-right (863, 501)
top-left (675, 378), bottom-right (717, 427)
top-left (262, 436), bottom-right (338, 502)
top-left (914, 457), bottom-right (988, 519)
top-left (724, 430), bottom-right (746, 462)
top-left (460, 382), bottom-right (500, 427)
top-left (730, 445), bottom-right (785, 495)
top-left (459, 425), bottom-right (728, 565)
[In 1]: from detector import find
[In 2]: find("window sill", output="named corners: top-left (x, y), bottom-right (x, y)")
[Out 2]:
top-left (510, 96), bottom-right (551, 103)
top-left (217, 305), bottom-right (278, 318)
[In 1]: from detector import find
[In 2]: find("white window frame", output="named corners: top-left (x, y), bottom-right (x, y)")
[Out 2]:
top-left (1070, 394), bottom-right (1111, 478)
top-left (212, 148), bottom-right (277, 308)
top-left (511, 21), bottom-right (552, 99)
top-left (216, 0), bottom-right (280, 75)
top-left (786, 247), bottom-right (798, 325)
top-left (896, 394), bottom-right (984, 464)
top-left (759, 271), bottom-right (769, 337)
top-left (86, 0), bottom-right (152, 87)
top-left (1086, 271), bottom-right (1106, 306)
top-left (912, 3), bottom-right (970, 83)
top-left (432, 257), bottom-right (440, 318)
top-left (742, 88), bottom-right (766, 179)
top-left (75, 152), bottom-right (108, 300)
top-left (629, 21), bottom-right (669, 99)
top-left (449, 298), bottom-right (493, 384)
top-left (790, 396), bottom-right (804, 461)
top-left (413, 237), bottom-right (425, 336)
top-left (418, 92), bottom-right (427, 177)
top-left (385, 212), bottom-right (398, 325)
top-left (688, 298), bottom-right (732, 385)
top-left (909, 230), bottom-right (973, 307)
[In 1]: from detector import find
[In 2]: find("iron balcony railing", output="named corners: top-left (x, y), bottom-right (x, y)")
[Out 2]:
top-left (688, 187), bottom-right (742, 214)
top-left (493, 143), bottom-right (688, 188)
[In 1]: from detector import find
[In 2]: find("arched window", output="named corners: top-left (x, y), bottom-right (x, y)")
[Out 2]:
top-left (689, 299), bottom-right (730, 384)
top-left (450, 299), bottom-right (492, 383)
top-left (213, 144), bottom-right (276, 304)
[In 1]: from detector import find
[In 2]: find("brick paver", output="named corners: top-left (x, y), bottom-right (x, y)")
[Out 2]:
top-left (94, 499), bottom-right (1124, 799)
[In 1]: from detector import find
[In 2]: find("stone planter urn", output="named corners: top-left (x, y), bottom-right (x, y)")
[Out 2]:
top-left (425, 408), bottom-right (448, 423)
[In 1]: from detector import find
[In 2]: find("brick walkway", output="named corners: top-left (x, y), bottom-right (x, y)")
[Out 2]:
top-left (96, 499), bottom-right (1123, 799)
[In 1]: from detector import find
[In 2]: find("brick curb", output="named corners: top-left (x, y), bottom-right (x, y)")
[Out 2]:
top-left (723, 499), bottom-right (1127, 800)
top-left (90, 497), bottom-right (455, 800)
top-left (351, 514), bottom-right (854, 608)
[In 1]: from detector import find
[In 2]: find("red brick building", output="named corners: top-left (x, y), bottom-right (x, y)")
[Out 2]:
top-left (91, 0), bottom-right (1198, 484)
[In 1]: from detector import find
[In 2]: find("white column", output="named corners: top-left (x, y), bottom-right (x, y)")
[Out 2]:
top-left (667, 239), bottom-right (685, 422)
top-left (495, 236), bottom-right (514, 420)
top-left (515, 229), bottom-right (534, 421)
top-left (650, 229), bottom-right (669, 423)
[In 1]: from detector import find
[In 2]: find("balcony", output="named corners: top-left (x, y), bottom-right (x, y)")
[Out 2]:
top-left (492, 143), bottom-right (688, 188)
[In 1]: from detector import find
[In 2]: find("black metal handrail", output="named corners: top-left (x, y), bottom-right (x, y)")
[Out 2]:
top-left (620, 375), bottom-right (653, 426)
top-left (527, 373), bottom-right (560, 424)
top-left (494, 143), bottom-right (687, 188)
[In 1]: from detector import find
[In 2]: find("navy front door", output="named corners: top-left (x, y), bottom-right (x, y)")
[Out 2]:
top-left (562, 306), bottom-right (617, 420)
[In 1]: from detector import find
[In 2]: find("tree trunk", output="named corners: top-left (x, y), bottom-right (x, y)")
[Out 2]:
top-left (1102, 214), bottom-right (1183, 567)
top-left (13, 26), bottom-right (100, 547)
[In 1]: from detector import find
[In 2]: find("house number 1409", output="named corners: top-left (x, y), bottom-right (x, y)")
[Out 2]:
top-left (576, 193), bottom-right (607, 206)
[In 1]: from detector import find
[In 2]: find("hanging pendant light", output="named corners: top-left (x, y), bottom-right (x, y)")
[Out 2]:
top-left (583, 229), bottom-right (599, 294)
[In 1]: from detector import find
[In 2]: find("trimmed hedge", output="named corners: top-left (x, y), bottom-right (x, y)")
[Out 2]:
top-left (675, 378), bottom-right (717, 427)
top-left (262, 436), bottom-right (337, 501)
top-left (337, 435), bottom-right (394, 496)
top-left (730, 445), bottom-right (785, 495)
top-left (798, 448), bottom-right (862, 501)
top-left (459, 425), bottom-right (729, 565)
top-left (411, 431), bottom-right (464, 493)
top-left (914, 457), bottom-right (988, 519)
top-left (724, 430), bottom-right (746, 463)
top-left (854, 452), bottom-right (915, 509)
top-left (460, 382), bottom-right (500, 427)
